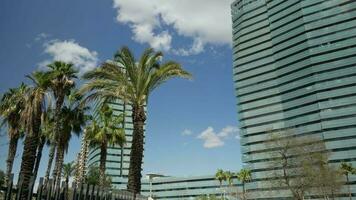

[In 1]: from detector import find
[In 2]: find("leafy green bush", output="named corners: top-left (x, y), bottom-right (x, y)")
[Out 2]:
top-left (85, 166), bottom-right (112, 188)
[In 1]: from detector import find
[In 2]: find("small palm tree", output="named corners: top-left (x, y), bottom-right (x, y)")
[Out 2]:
top-left (236, 169), bottom-right (252, 200)
top-left (0, 83), bottom-right (27, 184)
top-left (224, 171), bottom-right (234, 199)
top-left (86, 166), bottom-right (100, 186)
top-left (80, 47), bottom-right (191, 193)
top-left (215, 169), bottom-right (226, 186)
top-left (18, 71), bottom-right (51, 200)
top-left (85, 165), bottom-right (112, 188)
top-left (86, 103), bottom-right (126, 186)
top-left (224, 171), bottom-right (234, 186)
top-left (62, 162), bottom-right (76, 200)
top-left (340, 162), bottom-right (355, 200)
top-left (215, 169), bottom-right (226, 199)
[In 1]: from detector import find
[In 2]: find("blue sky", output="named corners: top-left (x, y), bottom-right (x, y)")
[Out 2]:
top-left (0, 0), bottom-right (241, 179)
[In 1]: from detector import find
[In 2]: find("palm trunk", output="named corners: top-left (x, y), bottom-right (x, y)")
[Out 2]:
top-left (18, 113), bottom-right (41, 200)
top-left (242, 182), bottom-right (245, 200)
top-left (32, 136), bottom-right (45, 181)
top-left (65, 176), bottom-right (69, 200)
top-left (52, 94), bottom-right (64, 186)
top-left (52, 146), bottom-right (60, 184)
top-left (219, 182), bottom-right (223, 199)
top-left (5, 129), bottom-right (19, 185)
top-left (99, 143), bottom-right (107, 186)
top-left (127, 106), bottom-right (146, 194)
top-left (56, 149), bottom-right (65, 189)
top-left (53, 144), bottom-right (65, 190)
top-left (44, 143), bottom-right (56, 185)
top-left (54, 95), bottom-right (64, 138)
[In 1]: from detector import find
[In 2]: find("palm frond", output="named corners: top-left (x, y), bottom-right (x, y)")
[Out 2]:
top-left (148, 61), bottom-right (192, 94)
top-left (115, 47), bottom-right (138, 89)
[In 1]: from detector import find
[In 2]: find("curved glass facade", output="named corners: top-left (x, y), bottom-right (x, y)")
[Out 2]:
top-left (232, 0), bottom-right (356, 198)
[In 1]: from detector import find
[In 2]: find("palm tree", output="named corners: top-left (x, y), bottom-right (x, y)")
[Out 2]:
top-left (215, 169), bottom-right (226, 187)
top-left (86, 103), bottom-right (126, 186)
top-left (62, 162), bottom-right (76, 186)
top-left (18, 71), bottom-right (51, 200)
top-left (80, 47), bottom-right (191, 193)
top-left (52, 94), bottom-right (88, 189)
top-left (224, 171), bottom-right (234, 199)
top-left (340, 162), bottom-right (355, 200)
top-left (85, 166), bottom-right (112, 188)
top-left (236, 169), bottom-right (252, 200)
top-left (215, 169), bottom-right (226, 199)
top-left (224, 171), bottom-right (234, 186)
top-left (62, 161), bottom-right (76, 199)
top-left (45, 61), bottom-right (77, 186)
top-left (0, 83), bottom-right (27, 184)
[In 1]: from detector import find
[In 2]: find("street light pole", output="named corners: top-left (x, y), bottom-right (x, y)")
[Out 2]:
top-left (150, 179), bottom-right (153, 198)
top-left (146, 173), bottom-right (164, 200)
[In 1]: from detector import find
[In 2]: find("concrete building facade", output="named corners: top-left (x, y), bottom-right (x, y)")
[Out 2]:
top-left (141, 175), bottom-right (242, 200)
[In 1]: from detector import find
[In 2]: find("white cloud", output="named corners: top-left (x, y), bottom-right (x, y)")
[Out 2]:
top-left (197, 125), bottom-right (240, 149)
top-left (181, 129), bottom-right (193, 136)
top-left (197, 127), bottom-right (224, 148)
top-left (112, 0), bottom-right (234, 55)
top-left (40, 39), bottom-right (99, 75)
top-left (131, 24), bottom-right (172, 51)
top-left (218, 125), bottom-right (240, 138)
top-left (35, 33), bottom-right (50, 41)
top-left (173, 38), bottom-right (205, 56)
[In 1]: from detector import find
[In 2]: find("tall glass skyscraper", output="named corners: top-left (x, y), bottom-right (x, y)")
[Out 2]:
top-left (232, 0), bottom-right (356, 199)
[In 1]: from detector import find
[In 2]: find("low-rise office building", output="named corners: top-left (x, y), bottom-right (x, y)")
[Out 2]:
top-left (141, 175), bottom-right (242, 200)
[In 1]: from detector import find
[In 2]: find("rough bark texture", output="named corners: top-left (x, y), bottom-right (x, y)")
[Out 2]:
top-left (53, 144), bottom-right (65, 189)
top-left (52, 94), bottom-right (64, 187)
top-left (127, 106), bottom-right (146, 194)
top-left (242, 182), bottom-right (246, 200)
top-left (65, 176), bottom-right (69, 200)
top-left (18, 112), bottom-right (41, 200)
top-left (5, 129), bottom-right (19, 185)
top-left (74, 153), bottom-right (81, 187)
top-left (44, 143), bottom-right (55, 185)
top-left (99, 143), bottom-right (107, 186)
top-left (32, 136), bottom-right (45, 181)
